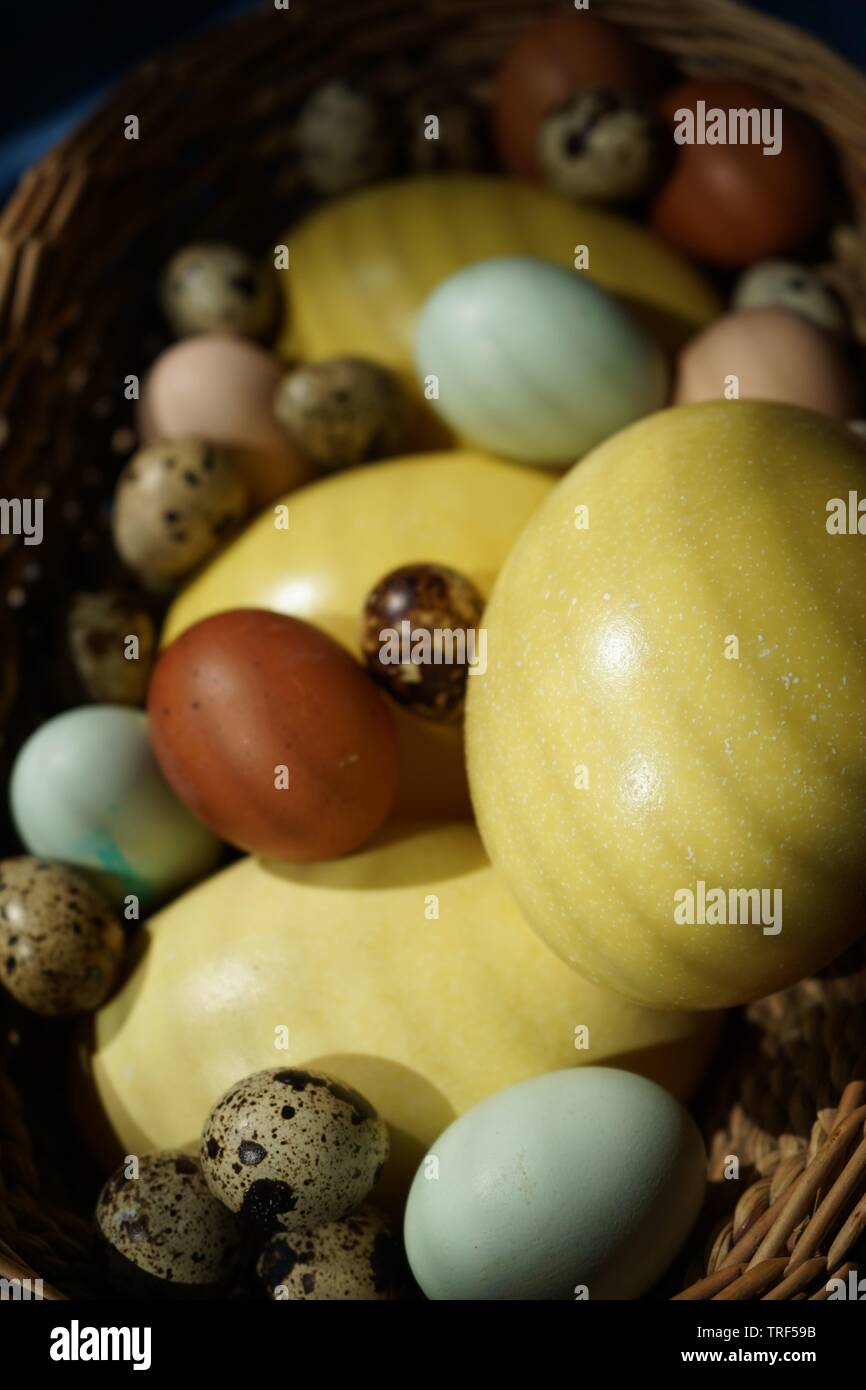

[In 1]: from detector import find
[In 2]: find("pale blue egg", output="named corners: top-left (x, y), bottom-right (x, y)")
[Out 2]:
top-left (414, 256), bottom-right (669, 465)
top-left (9, 706), bottom-right (221, 905)
top-left (404, 1067), bottom-right (705, 1300)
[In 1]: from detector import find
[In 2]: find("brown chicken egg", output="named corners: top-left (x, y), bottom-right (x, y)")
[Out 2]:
top-left (650, 81), bottom-right (829, 267)
top-left (674, 308), bottom-right (859, 417)
top-left (493, 12), bottom-right (658, 179)
top-left (147, 609), bottom-right (400, 861)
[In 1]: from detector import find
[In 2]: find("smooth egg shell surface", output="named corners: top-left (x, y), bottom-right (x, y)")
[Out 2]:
top-left (162, 451), bottom-right (554, 820)
top-left (138, 334), bottom-right (310, 508)
top-left (77, 823), bottom-right (721, 1207)
top-left (404, 1067), bottom-right (706, 1299)
top-left (279, 175), bottom-right (720, 370)
top-left (674, 309), bottom-right (859, 417)
top-left (148, 610), bottom-right (399, 861)
top-left (467, 401), bottom-right (866, 1010)
top-left (651, 81), bottom-right (828, 267)
top-left (415, 256), bottom-right (668, 465)
top-left (9, 706), bottom-right (221, 906)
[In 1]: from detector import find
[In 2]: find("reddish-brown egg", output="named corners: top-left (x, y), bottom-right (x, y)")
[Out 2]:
top-left (147, 609), bottom-right (399, 861)
top-left (650, 81), bottom-right (829, 267)
top-left (493, 12), bottom-right (658, 180)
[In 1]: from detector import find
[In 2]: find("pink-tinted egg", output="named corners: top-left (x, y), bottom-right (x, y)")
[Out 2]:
top-left (138, 334), bottom-right (310, 508)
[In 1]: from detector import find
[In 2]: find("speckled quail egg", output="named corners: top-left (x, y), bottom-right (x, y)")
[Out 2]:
top-left (361, 562), bottom-right (485, 721)
top-left (200, 1068), bottom-right (389, 1233)
top-left (257, 1204), bottom-right (406, 1300)
top-left (405, 89), bottom-right (486, 172)
top-left (95, 1152), bottom-right (243, 1297)
top-left (66, 591), bottom-right (155, 705)
top-left (732, 260), bottom-right (847, 335)
top-left (537, 87), bottom-right (663, 203)
top-left (273, 357), bottom-right (413, 473)
top-left (111, 437), bottom-right (248, 583)
top-left (0, 858), bottom-right (124, 1016)
top-left (295, 81), bottom-right (393, 194)
top-left (160, 242), bottom-right (277, 340)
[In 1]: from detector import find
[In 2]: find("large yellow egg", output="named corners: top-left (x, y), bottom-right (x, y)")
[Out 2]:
top-left (78, 823), bottom-right (720, 1206)
top-left (278, 175), bottom-right (720, 374)
top-left (467, 402), bottom-right (866, 1011)
top-left (163, 451), bottom-right (554, 819)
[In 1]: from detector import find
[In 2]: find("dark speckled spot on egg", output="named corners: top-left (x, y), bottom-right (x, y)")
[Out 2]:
top-left (325, 1078), bottom-right (377, 1125)
top-left (238, 1140), bottom-right (267, 1166)
top-left (274, 1069), bottom-right (326, 1091)
top-left (241, 1178), bottom-right (298, 1230)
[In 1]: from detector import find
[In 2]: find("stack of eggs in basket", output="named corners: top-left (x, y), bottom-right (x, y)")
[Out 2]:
top-left (3, 11), bottom-right (866, 1300)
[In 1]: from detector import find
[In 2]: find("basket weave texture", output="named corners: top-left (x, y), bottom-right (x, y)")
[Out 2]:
top-left (1, 0), bottom-right (866, 1300)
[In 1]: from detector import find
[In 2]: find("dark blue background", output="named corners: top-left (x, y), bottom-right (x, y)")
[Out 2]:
top-left (0, 1), bottom-right (863, 195)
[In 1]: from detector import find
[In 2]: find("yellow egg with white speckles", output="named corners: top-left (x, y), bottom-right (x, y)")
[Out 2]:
top-left (467, 401), bottom-right (866, 1010)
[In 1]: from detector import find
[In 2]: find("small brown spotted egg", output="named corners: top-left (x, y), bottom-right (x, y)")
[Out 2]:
top-left (67, 591), bottom-right (155, 705)
top-left (96, 1152), bottom-right (243, 1297)
top-left (361, 562), bottom-right (485, 722)
top-left (732, 260), bottom-right (847, 336)
top-left (0, 858), bottom-right (124, 1016)
top-left (273, 357), bottom-right (413, 473)
top-left (257, 1204), bottom-right (406, 1300)
top-left (200, 1068), bottom-right (389, 1233)
top-left (538, 87), bottom-right (663, 203)
top-left (295, 81), bottom-right (393, 194)
top-left (111, 437), bottom-right (248, 583)
top-left (160, 242), bottom-right (277, 340)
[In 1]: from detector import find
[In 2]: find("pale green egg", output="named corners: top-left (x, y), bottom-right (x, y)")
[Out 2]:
top-left (413, 256), bottom-right (669, 466)
top-left (404, 1067), bottom-right (705, 1300)
top-left (9, 706), bottom-right (221, 905)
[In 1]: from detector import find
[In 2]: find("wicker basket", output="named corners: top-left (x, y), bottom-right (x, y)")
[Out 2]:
top-left (2, 0), bottom-right (866, 1302)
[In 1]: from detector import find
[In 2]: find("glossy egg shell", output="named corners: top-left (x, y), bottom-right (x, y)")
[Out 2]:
top-left (414, 256), bottom-right (668, 465)
top-left (9, 705), bottom-right (220, 905)
top-left (467, 401), bottom-right (866, 1010)
top-left (148, 609), bottom-right (399, 861)
top-left (650, 81), bottom-right (828, 267)
top-left (278, 175), bottom-right (720, 369)
top-left (404, 1068), bottom-right (705, 1300)
top-left (493, 12), bottom-right (659, 179)
top-left (161, 452), bottom-right (555, 820)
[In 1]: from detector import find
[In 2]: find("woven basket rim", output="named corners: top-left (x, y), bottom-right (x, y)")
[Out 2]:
top-left (2, 0), bottom-right (866, 1301)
